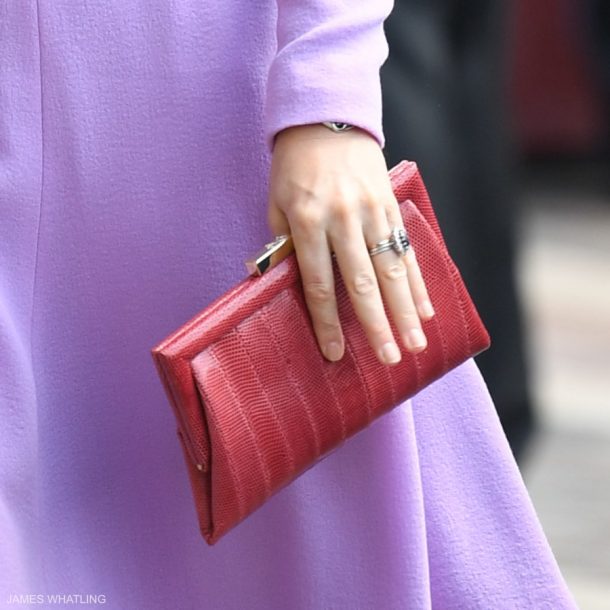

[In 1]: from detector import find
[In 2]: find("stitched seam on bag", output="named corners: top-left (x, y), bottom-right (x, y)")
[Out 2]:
top-left (442, 251), bottom-right (472, 357)
top-left (287, 291), bottom-right (348, 441)
top-left (407, 195), bottom-right (473, 356)
top-left (210, 339), bottom-right (273, 497)
top-left (176, 428), bottom-right (213, 537)
top-left (432, 307), bottom-right (450, 373)
top-left (384, 347), bottom-right (397, 407)
top-left (207, 345), bottom-right (268, 514)
top-left (409, 209), bottom-right (453, 372)
top-left (412, 346), bottom-right (422, 392)
top-left (204, 347), bottom-right (248, 523)
top-left (343, 340), bottom-right (374, 424)
top-left (233, 322), bottom-right (297, 473)
top-left (158, 354), bottom-right (207, 467)
top-left (258, 305), bottom-right (322, 457)
top-left (322, 367), bottom-right (347, 441)
top-left (188, 360), bottom-right (239, 533)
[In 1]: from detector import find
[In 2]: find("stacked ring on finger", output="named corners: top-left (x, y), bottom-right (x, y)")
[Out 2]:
top-left (368, 226), bottom-right (411, 258)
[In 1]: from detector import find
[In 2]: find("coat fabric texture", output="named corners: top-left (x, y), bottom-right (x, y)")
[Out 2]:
top-left (1, 2), bottom-right (576, 609)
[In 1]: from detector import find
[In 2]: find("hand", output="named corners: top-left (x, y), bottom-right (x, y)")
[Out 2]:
top-left (268, 124), bottom-right (435, 365)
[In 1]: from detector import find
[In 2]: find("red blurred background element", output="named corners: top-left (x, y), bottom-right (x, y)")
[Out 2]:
top-left (511, 0), bottom-right (608, 154)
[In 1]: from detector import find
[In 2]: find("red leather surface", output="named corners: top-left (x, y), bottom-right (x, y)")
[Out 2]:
top-left (151, 161), bottom-right (490, 545)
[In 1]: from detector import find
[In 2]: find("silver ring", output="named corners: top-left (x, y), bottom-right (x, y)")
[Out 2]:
top-left (368, 227), bottom-right (410, 257)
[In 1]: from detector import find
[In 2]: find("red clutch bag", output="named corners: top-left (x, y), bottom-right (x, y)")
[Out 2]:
top-left (151, 161), bottom-right (490, 545)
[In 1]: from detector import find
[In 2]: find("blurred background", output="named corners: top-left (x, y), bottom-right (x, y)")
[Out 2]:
top-left (382, 1), bottom-right (609, 607)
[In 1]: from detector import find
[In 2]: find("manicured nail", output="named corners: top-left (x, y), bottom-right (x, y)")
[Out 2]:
top-left (420, 300), bottom-right (435, 318)
top-left (407, 328), bottom-right (427, 351)
top-left (380, 342), bottom-right (401, 364)
top-left (324, 341), bottom-right (343, 361)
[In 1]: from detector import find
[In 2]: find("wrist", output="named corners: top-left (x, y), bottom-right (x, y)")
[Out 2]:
top-left (275, 122), bottom-right (372, 147)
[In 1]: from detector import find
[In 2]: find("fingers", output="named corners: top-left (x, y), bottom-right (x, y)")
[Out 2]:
top-left (274, 187), bottom-right (434, 366)
top-left (289, 214), bottom-right (345, 362)
top-left (362, 202), bottom-right (430, 355)
top-left (331, 222), bottom-right (403, 364)
top-left (384, 203), bottom-right (435, 322)
top-left (404, 248), bottom-right (435, 320)
top-left (286, 195), bottom-right (435, 365)
top-left (368, 252), bottom-right (427, 355)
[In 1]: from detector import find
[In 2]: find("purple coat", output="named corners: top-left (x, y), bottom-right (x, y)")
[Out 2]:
top-left (0, 2), bottom-right (576, 608)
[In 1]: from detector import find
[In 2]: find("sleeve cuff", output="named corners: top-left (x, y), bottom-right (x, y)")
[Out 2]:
top-left (264, 6), bottom-right (391, 152)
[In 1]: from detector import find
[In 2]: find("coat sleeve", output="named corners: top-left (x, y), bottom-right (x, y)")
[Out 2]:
top-left (264, 0), bottom-right (394, 151)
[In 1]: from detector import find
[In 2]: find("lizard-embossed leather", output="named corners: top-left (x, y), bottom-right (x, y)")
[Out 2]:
top-left (151, 161), bottom-right (491, 545)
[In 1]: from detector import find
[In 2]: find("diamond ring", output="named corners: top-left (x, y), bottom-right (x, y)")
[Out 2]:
top-left (368, 227), bottom-right (411, 257)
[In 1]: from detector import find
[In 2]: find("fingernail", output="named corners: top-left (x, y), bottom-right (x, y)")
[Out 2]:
top-left (324, 341), bottom-right (343, 361)
top-left (420, 300), bottom-right (435, 318)
top-left (380, 342), bottom-right (401, 364)
top-left (406, 328), bottom-right (427, 351)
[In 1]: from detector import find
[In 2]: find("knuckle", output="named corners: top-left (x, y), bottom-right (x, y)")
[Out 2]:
top-left (349, 272), bottom-right (377, 296)
top-left (303, 281), bottom-right (334, 304)
top-left (316, 318), bottom-right (342, 335)
top-left (330, 199), bottom-right (355, 223)
top-left (397, 310), bottom-right (421, 326)
top-left (366, 320), bottom-right (388, 338)
top-left (291, 207), bottom-right (323, 232)
top-left (381, 263), bottom-right (407, 282)
top-left (361, 195), bottom-right (382, 215)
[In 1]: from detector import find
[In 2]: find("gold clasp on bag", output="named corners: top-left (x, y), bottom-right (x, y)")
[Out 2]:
top-left (245, 234), bottom-right (294, 276)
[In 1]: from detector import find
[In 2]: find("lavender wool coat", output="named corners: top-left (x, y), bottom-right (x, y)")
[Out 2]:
top-left (0, 2), bottom-right (576, 609)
